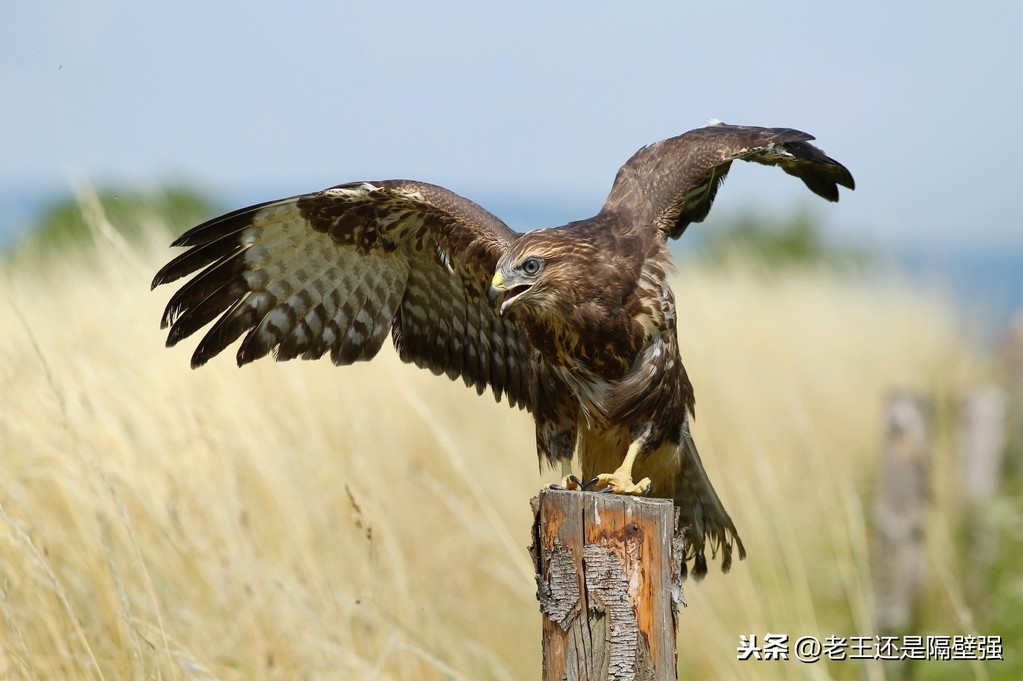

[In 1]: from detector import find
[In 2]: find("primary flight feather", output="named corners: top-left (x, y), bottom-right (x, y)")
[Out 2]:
top-left (153, 122), bottom-right (854, 579)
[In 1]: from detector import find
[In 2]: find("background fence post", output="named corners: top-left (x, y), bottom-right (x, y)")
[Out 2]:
top-left (1002, 312), bottom-right (1023, 458)
top-left (958, 385), bottom-right (1008, 506)
top-left (530, 489), bottom-right (682, 681)
top-left (957, 382), bottom-right (1006, 503)
top-left (957, 385), bottom-right (1009, 612)
top-left (873, 392), bottom-right (931, 679)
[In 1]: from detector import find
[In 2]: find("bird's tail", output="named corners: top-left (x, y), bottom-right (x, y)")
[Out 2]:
top-left (673, 424), bottom-right (745, 580)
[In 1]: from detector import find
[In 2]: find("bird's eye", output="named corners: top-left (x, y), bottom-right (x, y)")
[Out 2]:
top-left (521, 257), bottom-right (542, 276)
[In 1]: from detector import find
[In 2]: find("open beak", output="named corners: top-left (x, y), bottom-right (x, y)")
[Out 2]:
top-left (489, 272), bottom-right (532, 316)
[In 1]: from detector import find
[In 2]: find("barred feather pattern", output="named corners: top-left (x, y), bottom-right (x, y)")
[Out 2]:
top-left (155, 123), bottom-right (855, 580)
top-left (152, 181), bottom-right (535, 408)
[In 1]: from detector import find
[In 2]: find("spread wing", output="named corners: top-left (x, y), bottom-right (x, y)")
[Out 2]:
top-left (152, 180), bottom-right (534, 407)
top-left (601, 122), bottom-right (855, 238)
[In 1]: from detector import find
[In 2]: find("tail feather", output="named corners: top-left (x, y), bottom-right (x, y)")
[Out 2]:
top-left (674, 425), bottom-right (745, 580)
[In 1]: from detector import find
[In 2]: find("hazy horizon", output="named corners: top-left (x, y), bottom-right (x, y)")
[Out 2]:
top-left (6, 1), bottom-right (1023, 251)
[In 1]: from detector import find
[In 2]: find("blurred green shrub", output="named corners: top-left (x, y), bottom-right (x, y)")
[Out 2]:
top-left (692, 208), bottom-right (873, 270)
top-left (14, 185), bottom-right (219, 259)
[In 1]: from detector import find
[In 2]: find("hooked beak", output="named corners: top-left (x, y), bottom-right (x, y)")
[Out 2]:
top-left (489, 272), bottom-right (533, 316)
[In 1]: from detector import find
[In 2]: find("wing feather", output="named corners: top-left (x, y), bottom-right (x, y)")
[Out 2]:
top-left (155, 230), bottom-right (245, 287)
top-left (165, 276), bottom-right (248, 347)
top-left (161, 251), bottom-right (248, 330)
top-left (153, 180), bottom-right (536, 407)
top-left (601, 123), bottom-right (854, 239)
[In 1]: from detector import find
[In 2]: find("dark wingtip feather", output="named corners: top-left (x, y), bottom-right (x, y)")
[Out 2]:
top-left (153, 261), bottom-right (187, 291)
top-left (800, 175), bottom-right (841, 202)
top-left (690, 551), bottom-right (708, 581)
top-left (820, 160), bottom-right (856, 198)
top-left (169, 198), bottom-right (280, 248)
top-left (719, 528), bottom-right (747, 574)
top-left (164, 278), bottom-right (249, 345)
top-left (185, 293), bottom-right (274, 369)
top-left (153, 231), bottom-right (246, 290)
top-left (721, 549), bottom-right (732, 574)
top-left (777, 140), bottom-right (855, 203)
top-left (769, 127), bottom-right (816, 144)
top-left (152, 257), bottom-right (186, 289)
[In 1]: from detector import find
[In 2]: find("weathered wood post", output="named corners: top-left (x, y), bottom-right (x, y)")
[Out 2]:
top-left (873, 393), bottom-right (930, 680)
top-left (958, 385), bottom-right (1008, 506)
top-left (530, 489), bottom-right (683, 681)
top-left (957, 385), bottom-right (1009, 610)
top-left (1002, 311), bottom-right (1023, 448)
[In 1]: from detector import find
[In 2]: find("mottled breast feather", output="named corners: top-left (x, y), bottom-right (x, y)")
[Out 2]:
top-left (152, 180), bottom-right (535, 408)
top-left (154, 123), bottom-right (854, 580)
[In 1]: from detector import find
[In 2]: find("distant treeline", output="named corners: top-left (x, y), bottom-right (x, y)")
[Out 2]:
top-left (12, 186), bottom-right (869, 270)
top-left (11, 186), bottom-right (221, 260)
top-left (686, 208), bottom-right (874, 270)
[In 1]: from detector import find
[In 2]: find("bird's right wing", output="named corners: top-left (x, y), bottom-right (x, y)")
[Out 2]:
top-left (601, 123), bottom-right (855, 239)
top-left (152, 180), bottom-right (536, 408)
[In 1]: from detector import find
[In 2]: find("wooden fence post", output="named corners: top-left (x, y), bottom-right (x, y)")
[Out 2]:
top-left (958, 385), bottom-right (1008, 506)
top-left (873, 392), bottom-right (930, 680)
top-left (957, 385), bottom-right (1009, 609)
top-left (1002, 312), bottom-right (1023, 451)
top-left (530, 489), bottom-right (683, 681)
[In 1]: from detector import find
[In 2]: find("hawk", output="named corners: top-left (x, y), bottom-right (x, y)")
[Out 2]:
top-left (153, 123), bottom-right (854, 579)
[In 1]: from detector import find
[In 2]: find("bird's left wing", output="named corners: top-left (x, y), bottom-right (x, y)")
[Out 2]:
top-left (601, 123), bottom-right (855, 239)
top-left (152, 180), bottom-right (535, 407)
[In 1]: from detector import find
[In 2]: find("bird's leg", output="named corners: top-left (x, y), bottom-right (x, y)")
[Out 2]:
top-left (549, 458), bottom-right (583, 490)
top-left (585, 442), bottom-right (652, 496)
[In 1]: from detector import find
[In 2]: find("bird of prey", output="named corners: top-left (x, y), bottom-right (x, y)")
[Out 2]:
top-left (153, 123), bottom-right (854, 579)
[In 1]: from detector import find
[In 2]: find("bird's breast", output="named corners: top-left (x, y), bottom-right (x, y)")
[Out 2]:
top-left (551, 362), bottom-right (612, 425)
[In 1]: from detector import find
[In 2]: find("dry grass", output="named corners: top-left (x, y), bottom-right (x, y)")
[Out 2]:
top-left (0, 209), bottom-right (994, 680)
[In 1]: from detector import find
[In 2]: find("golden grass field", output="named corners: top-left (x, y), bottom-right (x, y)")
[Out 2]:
top-left (0, 207), bottom-right (1009, 680)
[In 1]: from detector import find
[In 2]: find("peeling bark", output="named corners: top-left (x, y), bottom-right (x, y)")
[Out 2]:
top-left (583, 542), bottom-right (639, 678)
top-left (531, 490), bottom-right (680, 681)
top-left (538, 540), bottom-right (581, 625)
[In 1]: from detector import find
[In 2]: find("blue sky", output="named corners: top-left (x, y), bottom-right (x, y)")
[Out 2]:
top-left (5, 1), bottom-right (1022, 249)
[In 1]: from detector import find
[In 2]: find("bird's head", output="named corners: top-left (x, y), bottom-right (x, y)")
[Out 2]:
top-left (488, 232), bottom-right (563, 317)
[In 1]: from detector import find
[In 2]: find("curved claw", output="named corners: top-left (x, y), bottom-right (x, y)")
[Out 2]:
top-left (581, 476), bottom-right (601, 491)
top-left (550, 474), bottom-right (585, 491)
top-left (587, 471), bottom-right (652, 496)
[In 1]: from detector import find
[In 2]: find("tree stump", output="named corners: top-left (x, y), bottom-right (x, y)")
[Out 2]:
top-left (530, 489), bottom-right (683, 681)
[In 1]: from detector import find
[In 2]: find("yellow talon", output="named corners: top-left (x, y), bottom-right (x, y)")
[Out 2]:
top-left (591, 471), bottom-right (652, 496)
top-left (559, 475), bottom-right (582, 490)
top-left (549, 460), bottom-right (582, 490)
top-left (589, 441), bottom-right (651, 495)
